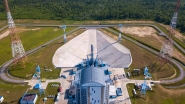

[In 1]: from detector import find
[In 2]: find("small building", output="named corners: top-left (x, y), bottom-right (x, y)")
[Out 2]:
top-left (34, 83), bottom-right (41, 89)
top-left (116, 88), bottom-right (122, 96)
top-left (132, 69), bottom-right (140, 76)
top-left (0, 96), bottom-right (4, 103)
top-left (109, 85), bottom-right (117, 98)
top-left (20, 94), bottom-right (38, 104)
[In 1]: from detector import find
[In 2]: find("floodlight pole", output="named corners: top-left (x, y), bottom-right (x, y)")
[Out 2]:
top-left (118, 24), bottom-right (123, 42)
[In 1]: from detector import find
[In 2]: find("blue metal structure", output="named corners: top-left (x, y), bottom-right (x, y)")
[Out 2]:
top-left (144, 67), bottom-right (152, 79)
top-left (144, 67), bottom-right (148, 76)
top-left (140, 78), bottom-right (147, 98)
top-left (35, 65), bottom-right (45, 96)
top-left (36, 65), bottom-right (41, 77)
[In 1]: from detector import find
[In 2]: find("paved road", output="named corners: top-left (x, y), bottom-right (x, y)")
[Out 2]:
top-left (0, 24), bottom-right (184, 84)
top-left (0, 27), bottom-right (80, 83)
top-left (0, 25), bottom-right (8, 31)
top-left (3, 23), bottom-right (185, 54)
top-left (15, 23), bottom-right (185, 54)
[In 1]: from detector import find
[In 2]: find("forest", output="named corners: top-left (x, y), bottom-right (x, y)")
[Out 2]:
top-left (0, 0), bottom-right (185, 32)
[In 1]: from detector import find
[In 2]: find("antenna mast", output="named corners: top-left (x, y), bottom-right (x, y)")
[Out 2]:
top-left (155, 0), bottom-right (180, 69)
top-left (4, 0), bottom-right (26, 67)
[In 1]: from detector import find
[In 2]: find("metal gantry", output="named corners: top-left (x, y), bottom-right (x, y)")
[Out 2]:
top-left (140, 78), bottom-right (147, 99)
top-left (4, 0), bottom-right (26, 67)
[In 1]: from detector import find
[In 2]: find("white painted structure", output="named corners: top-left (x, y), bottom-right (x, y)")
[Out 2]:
top-left (53, 29), bottom-right (132, 68)
top-left (109, 85), bottom-right (117, 98)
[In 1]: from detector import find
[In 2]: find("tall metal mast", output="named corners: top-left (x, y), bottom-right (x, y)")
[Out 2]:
top-left (156, 0), bottom-right (180, 69)
top-left (4, 0), bottom-right (26, 67)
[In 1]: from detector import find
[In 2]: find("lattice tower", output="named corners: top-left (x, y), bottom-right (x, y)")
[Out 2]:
top-left (157, 0), bottom-right (180, 67)
top-left (4, 0), bottom-right (26, 67)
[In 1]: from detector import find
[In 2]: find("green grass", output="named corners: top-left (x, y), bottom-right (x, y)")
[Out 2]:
top-left (121, 39), bottom-right (175, 80)
top-left (19, 27), bottom-right (74, 51)
top-left (46, 82), bottom-right (60, 94)
top-left (0, 27), bottom-right (74, 66)
top-left (0, 81), bottom-right (29, 104)
top-left (43, 82), bottom-right (60, 104)
top-left (8, 29), bottom-right (85, 79)
top-left (127, 83), bottom-right (185, 104)
top-left (0, 20), bottom-right (7, 28)
top-left (162, 65), bottom-right (185, 87)
top-left (0, 35), bottom-right (12, 66)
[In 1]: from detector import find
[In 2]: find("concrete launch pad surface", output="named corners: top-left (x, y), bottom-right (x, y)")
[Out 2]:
top-left (52, 29), bottom-right (132, 68)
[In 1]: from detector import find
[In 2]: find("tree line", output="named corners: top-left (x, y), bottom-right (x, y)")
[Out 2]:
top-left (0, 0), bottom-right (185, 33)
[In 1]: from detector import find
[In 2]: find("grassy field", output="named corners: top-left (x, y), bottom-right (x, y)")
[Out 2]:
top-left (0, 81), bottom-right (29, 104)
top-left (0, 27), bottom-right (74, 66)
top-left (9, 29), bottom-right (85, 79)
top-left (121, 38), bottom-right (175, 80)
top-left (0, 34), bottom-right (12, 66)
top-left (100, 29), bottom-right (176, 80)
top-left (114, 26), bottom-right (185, 65)
top-left (162, 64), bottom-right (185, 86)
top-left (0, 20), bottom-right (7, 28)
top-left (127, 83), bottom-right (185, 104)
top-left (14, 19), bottom-right (102, 25)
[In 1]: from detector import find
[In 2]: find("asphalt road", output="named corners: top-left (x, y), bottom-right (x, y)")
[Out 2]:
top-left (16, 23), bottom-right (185, 54)
top-left (0, 24), bottom-right (184, 84)
top-left (0, 25), bottom-right (8, 31)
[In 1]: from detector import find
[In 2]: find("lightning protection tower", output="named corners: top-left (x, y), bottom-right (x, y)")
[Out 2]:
top-left (62, 25), bottom-right (67, 43)
top-left (118, 24), bottom-right (123, 42)
top-left (155, 0), bottom-right (180, 69)
top-left (4, 0), bottom-right (26, 67)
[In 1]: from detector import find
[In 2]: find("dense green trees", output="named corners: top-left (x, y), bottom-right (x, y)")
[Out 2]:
top-left (0, 0), bottom-right (185, 32)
